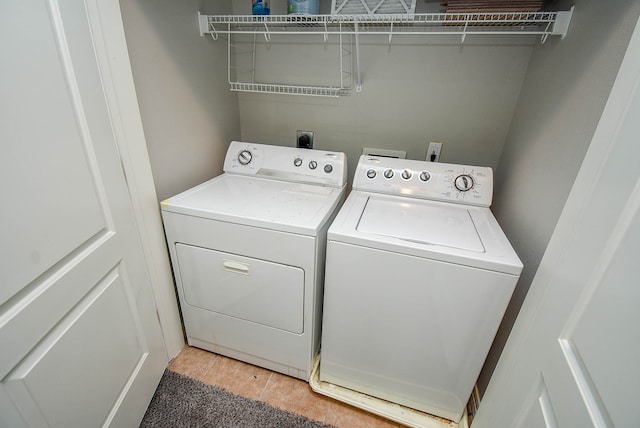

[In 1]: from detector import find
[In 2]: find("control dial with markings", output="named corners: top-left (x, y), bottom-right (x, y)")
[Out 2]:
top-left (309, 160), bottom-right (318, 170)
top-left (383, 168), bottom-right (394, 179)
top-left (419, 171), bottom-right (431, 182)
top-left (401, 169), bottom-right (412, 180)
top-left (454, 174), bottom-right (474, 192)
top-left (293, 157), bottom-right (303, 167)
top-left (237, 149), bottom-right (253, 165)
top-left (324, 164), bottom-right (333, 173)
top-left (366, 169), bottom-right (377, 179)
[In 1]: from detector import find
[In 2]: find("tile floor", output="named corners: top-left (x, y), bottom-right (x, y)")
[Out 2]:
top-left (167, 346), bottom-right (405, 428)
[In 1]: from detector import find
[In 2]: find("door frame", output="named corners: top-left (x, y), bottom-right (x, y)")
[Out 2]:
top-left (86, 0), bottom-right (184, 359)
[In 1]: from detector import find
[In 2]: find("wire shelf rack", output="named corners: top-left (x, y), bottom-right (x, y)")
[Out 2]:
top-left (200, 10), bottom-right (572, 38)
top-left (229, 82), bottom-right (351, 97)
top-left (198, 7), bottom-right (574, 97)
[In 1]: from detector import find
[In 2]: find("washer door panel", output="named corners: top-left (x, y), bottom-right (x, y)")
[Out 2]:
top-left (175, 243), bottom-right (304, 334)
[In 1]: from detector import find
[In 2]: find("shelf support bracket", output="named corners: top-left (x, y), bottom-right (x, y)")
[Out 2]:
top-left (197, 11), bottom-right (208, 37)
top-left (461, 18), bottom-right (469, 44)
top-left (552, 6), bottom-right (574, 39)
top-left (263, 22), bottom-right (271, 42)
top-left (209, 24), bottom-right (219, 41)
top-left (540, 32), bottom-right (549, 44)
top-left (354, 18), bottom-right (362, 92)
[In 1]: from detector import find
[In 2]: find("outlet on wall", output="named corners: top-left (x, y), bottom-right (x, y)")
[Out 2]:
top-left (297, 130), bottom-right (314, 149)
top-left (427, 142), bottom-right (443, 162)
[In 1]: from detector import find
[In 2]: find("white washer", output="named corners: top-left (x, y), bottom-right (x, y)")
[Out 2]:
top-left (161, 141), bottom-right (347, 380)
top-left (319, 155), bottom-right (522, 422)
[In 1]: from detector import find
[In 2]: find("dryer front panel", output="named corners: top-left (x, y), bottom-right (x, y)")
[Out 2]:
top-left (175, 243), bottom-right (304, 334)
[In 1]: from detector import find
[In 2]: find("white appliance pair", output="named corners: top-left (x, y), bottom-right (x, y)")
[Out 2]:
top-left (162, 142), bottom-right (522, 423)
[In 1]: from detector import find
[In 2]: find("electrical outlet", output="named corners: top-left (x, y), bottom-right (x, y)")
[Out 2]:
top-left (427, 142), bottom-right (443, 162)
top-left (297, 130), bottom-right (314, 149)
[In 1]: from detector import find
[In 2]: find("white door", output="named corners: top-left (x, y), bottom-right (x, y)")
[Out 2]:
top-left (473, 16), bottom-right (640, 428)
top-left (0, 1), bottom-right (167, 427)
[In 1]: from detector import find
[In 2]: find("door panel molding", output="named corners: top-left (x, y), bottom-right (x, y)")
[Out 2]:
top-left (558, 339), bottom-right (613, 427)
top-left (5, 268), bottom-right (149, 427)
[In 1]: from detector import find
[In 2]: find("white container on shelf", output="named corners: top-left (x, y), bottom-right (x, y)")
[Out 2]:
top-left (288, 0), bottom-right (319, 15)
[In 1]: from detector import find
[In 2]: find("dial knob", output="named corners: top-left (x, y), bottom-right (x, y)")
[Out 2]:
top-left (324, 164), bottom-right (333, 173)
top-left (309, 160), bottom-right (318, 170)
top-left (366, 169), bottom-right (377, 179)
top-left (383, 168), bottom-right (394, 179)
top-left (238, 149), bottom-right (252, 165)
top-left (293, 157), bottom-right (303, 167)
top-left (401, 169), bottom-right (412, 180)
top-left (455, 174), bottom-right (474, 192)
top-left (419, 171), bottom-right (431, 182)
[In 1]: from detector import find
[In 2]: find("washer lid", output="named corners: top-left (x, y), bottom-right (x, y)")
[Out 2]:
top-left (357, 197), bottom-right (484, 252)
top-left (328, 191), bottom-right (523, 275)
top-left (161, 174), bottom-right (345, 235)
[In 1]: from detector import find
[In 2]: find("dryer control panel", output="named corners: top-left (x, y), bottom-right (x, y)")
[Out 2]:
top-left (353, 155), bottom-right (493, 207)
top-left (224, 141), bottom-right (347, 188)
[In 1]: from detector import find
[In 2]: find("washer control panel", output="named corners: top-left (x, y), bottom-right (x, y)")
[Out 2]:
top-left (224, 141), bottom-right (347, 188)
top-left (353, 155), bottom-right (493, 206)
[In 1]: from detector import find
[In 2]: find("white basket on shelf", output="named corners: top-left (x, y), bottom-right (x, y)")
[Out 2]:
top-left (331, 0), bottom-right (417, 15)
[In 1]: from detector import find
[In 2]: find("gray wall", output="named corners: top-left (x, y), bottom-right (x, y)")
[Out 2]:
top-left (232, 0), bottom-right (536, 181)
top-left (478, 0), bottom-right (640, 394)
top-left (120, 0), bottom-right (241, 202)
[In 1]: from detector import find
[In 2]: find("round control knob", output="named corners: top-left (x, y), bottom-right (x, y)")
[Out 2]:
top-left (455, 174), bottom-right (474, 192)
top-left (419, 171), bottom-right (431, 182)
top-left (293, 157), bottom-right (303, 167)
top-left (308, 160), bottom-right (318, 170)
top-left (324, 164), bottom-right (333, 173)
top-left (366, 169), bottom-right (377, 179)
top-left (238, 149), bottom-right (252, 165)
top-left (383, 168), bottom-right (394, 179)
top-left (401, 169), bottom-right (412, 180)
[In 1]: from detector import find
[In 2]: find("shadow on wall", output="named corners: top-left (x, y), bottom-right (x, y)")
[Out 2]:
top-left (120, 0), bottom-right (241, 201)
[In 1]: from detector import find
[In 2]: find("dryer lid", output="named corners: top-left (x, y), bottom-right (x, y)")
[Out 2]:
top-left (357, 197), bottom-right (484, 252)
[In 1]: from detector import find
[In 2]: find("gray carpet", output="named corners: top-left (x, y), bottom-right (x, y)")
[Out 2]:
top-left (140, 370), bottom-right (335, 427)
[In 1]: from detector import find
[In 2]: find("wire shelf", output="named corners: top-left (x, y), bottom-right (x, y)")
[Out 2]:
top-left (200, 10), bottom-right (572, 37)
top-left (229, 82), bottom-right (351, 97)
top-left (198, 8), bottom-right (573, 96)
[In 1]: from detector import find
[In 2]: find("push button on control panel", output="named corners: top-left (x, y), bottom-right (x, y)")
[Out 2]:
top-left (324, 164), bottom-right (333, 173)
top-left (293, 157), bottom-right (303, 167)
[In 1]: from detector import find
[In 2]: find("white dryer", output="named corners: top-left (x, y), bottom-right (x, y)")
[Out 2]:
top-left (162, 141), bottom-right (347, 380)
top-left (319, 155), bottom-right (522, 422)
